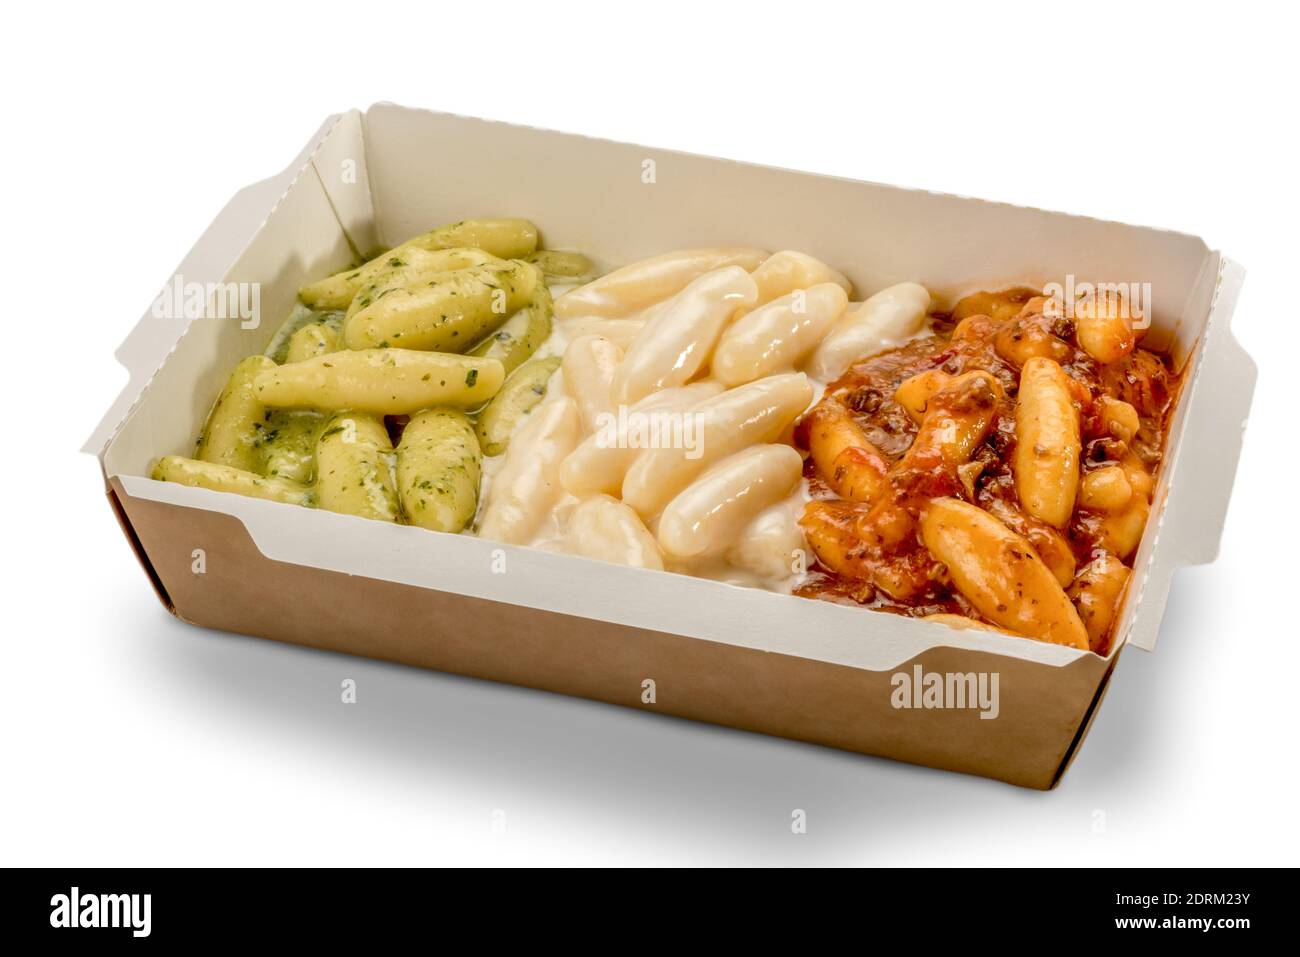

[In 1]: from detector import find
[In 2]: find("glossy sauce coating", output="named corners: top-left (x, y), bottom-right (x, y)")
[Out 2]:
top-left (794, 287), bottom-right (1179, 654)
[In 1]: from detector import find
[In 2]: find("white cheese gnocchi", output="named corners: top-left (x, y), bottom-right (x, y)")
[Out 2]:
top-left (657, 445), bottom-right (804, 559)
top-left (725, 497), bottom-right (809, 581)
top-left (476, 397), bottom-right (582, 545)
top-left (562, 334), bottom-right (623, 435)
top-left (806, 281), bottom-right (931, 381)
top-left (620, 373), bottom-right (813, 519)
top-left (564, 494), bottom-right (664, 570)
top-left (611, 266), bottom-right (759, 403)
top-left (559, 381), bottom-right (724, 498)
top-left (712, 283), bottom-right (849, 386)
top-left (553, 246), bottom-right (767, 319)
top-left (746, 250), bottom-right (852, 308)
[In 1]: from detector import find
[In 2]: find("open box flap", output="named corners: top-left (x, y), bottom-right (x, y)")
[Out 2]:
top-left (309, 109), bottom-right (378, 260)
top-left (1122, 258), bottom-right (1253, 651)
top-left (82, 111), bottom-right (361, 464)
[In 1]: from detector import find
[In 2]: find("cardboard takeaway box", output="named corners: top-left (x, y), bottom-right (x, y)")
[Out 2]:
top-left (85, 103), bottom-right (1256, 789)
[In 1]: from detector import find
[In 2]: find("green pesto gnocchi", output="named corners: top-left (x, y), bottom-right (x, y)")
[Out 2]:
top-left (396, 409), bottom-right (482, 532)
top-left (399, 218), bottom-right (538, 261)
top-left (525, 249), bottom-right (594, 280)
top-left (343, 259), bottom-right (542, 352)
top-left (467, 283), bottom-right (553, 376)
top-left (343, 247), bottom-right (502, 320)
top-left (475, 355), bottom-right (562, 456)
top-left (257, 410), bottom-right (325, 484)
top-left (298, 220), bottom-right (528, 310)
top-left (285, 322), bottom-right (340, 364)
top-left (194, 355), bottom-right (276, 472)
top-left (266, 306), bottom-right (344, 363)
top-left (315, 413), bottom-right (401, 523)
top-left (154, 214), bottom-right (594, 540)
top-left (152, 455), bottom-right (314, 506)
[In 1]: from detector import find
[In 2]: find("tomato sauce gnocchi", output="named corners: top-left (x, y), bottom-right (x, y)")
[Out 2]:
top-left (795, 287), bottom-right (1180, 654)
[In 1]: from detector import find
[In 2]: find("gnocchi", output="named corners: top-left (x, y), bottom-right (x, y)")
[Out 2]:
top-left (657, 445), bottom-right (803, 560)
top-left (477, 397), bottom-right (582, 545)
top-left (258, 411), bottom-right (324, 484)
top-left (901, 370), bottom-right (1003, 471)
top-left (805, 281), bottom-right (930, 381)
top-left (253, 349), bottom-right (504, 415)
top-left (399, 217), bottom-right (538, 260)
top-left (525, 249), bottom-right (594, 280)
top-left (559, 381), bottom-right (724, 499)
top-left (195, 355), bottom-right (276, 472)
top-left (285, 322), bottom-right (340, 363)
top-left (553, 246), bottom-right (767, 319)
top-left (397, 409), bottom-right (482, 532)
top-left (468, 284), bottom-right (553, 376)
top-left (152, 455), bottom-right (313, 506)
top-left (795, 283), bottom-right (1181, 653)
top-left (799, 397), bottom-right (889, 504)
top-left (711, 283), bottom-right (849, 386)
top-left (564, 494), bottom-right (664, 570)
top-left (1014, 358), bottom-right (1081, 529)
top-left (157, 222), bottom-right (1184, 658)
top-left (343, 247), bottom-right (502, 320)
top-left (621, 373), bottom-right (813, 518)
top-left (562, 334), bottom-right (623, 435)
top-left (1073, 287), bottom-right (1139, 364)
top-left (611, 266), bottom-right (758, 403)
top-left (1068, 554), bottom-right (1132, 652)
top-left (299, 243), bottom-right (505, 311)
top-left (476, 356), bottom-right (562, 457)
top-left (725, 498), bottom-right (808, 581)
top-left (919, 498), bottom-right (1089, 650)
top-left (746, 250), bottom-right (852, 308)
top-left (315, 413), bottom-right (401, 523)
top-left (343, 260), bottom-right (542, 352)
top-left (555, 317), bottom-right (646, 351)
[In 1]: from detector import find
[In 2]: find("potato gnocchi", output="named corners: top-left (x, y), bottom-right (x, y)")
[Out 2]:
top-left (154, 219), bottom-right (1179, 655)
top-left (155, 217), bottom-right (575, 534)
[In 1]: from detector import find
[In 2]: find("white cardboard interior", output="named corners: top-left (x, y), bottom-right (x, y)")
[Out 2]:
top-left (88, 103), bottom-right (1255, 667)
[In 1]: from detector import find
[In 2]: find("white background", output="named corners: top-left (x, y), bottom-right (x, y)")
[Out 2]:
top-left (2, 1), bottom-right (1295, 866)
